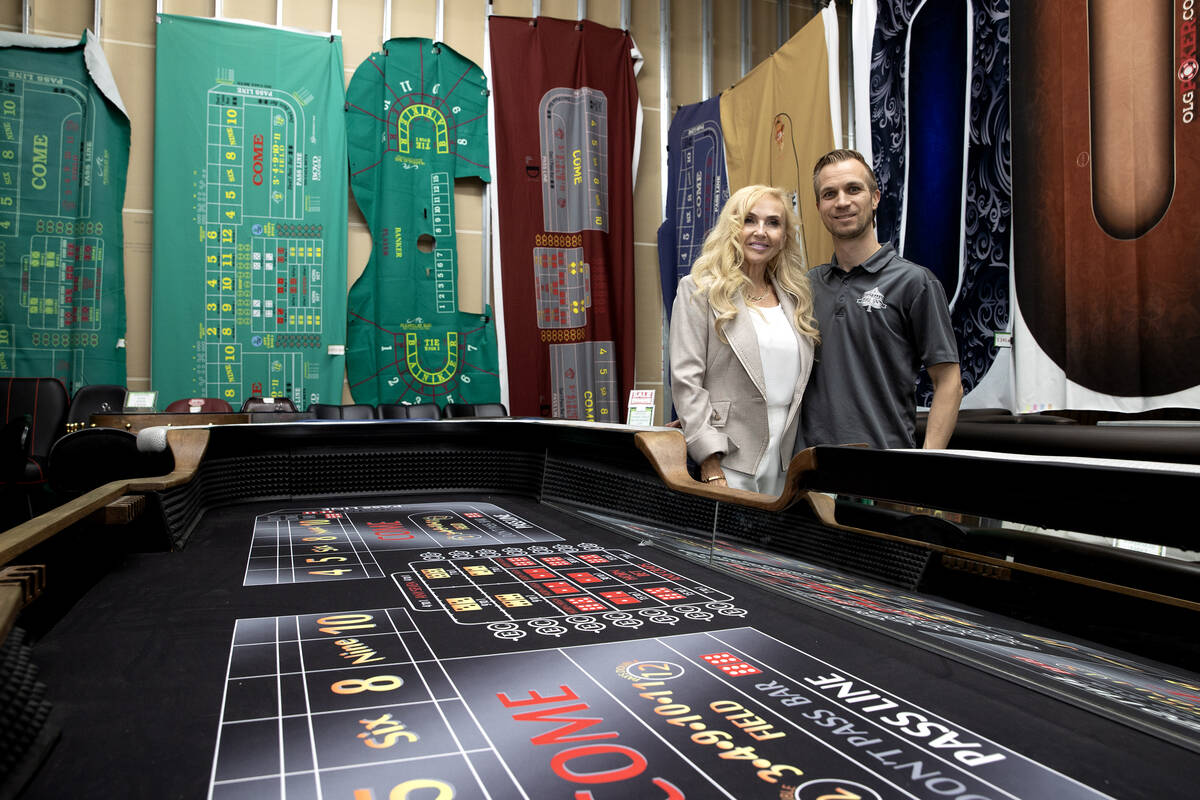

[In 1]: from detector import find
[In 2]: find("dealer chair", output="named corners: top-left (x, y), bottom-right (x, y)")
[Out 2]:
top-left (66, 383), bottom-right (127, 431)
top-left (164, 397), bottom-right (234, 414)
top-left (444, 402), bottom-right (507, 418)
top-left (240, 396), bottom-right (298, 413)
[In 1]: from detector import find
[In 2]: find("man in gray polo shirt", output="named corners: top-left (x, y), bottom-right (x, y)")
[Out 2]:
top-left (800, 149), bottom-right (962, 449)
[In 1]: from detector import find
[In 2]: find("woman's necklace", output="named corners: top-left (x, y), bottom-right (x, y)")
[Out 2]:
top-left (746, 283), bottom-right (773, 304)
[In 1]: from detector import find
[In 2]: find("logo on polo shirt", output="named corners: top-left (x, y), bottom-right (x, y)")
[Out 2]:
top-left (856, 286), bottom-right (887, 312)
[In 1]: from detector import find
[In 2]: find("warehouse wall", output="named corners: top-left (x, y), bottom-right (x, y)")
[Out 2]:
top-left (2, 0), bottom-right (847, 422)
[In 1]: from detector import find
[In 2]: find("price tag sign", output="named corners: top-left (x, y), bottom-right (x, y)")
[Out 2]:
top-left (626, 389), bottom-right (655, 426)
top-left (124, 391), bottom-right (158, 412)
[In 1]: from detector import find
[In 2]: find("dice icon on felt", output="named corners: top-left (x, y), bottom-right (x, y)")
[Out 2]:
top-left (702, 651), bottom-right (762, 677)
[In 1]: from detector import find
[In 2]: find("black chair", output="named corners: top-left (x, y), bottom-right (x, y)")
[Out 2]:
top-left (164, 397), bottom-right (234, 413)
top-left (240, 396), bottom-right (298, 413)
top-left (308, 403), bottom-right (377, 420)
top-left (0, 415), bottom-right (31, 484)
top-left (308, 403), bottom-right (342, 419)
top-left (378, 403), bottom-right (442, 420)
top-left (0, 415), bottom-right (32, 529)
top-left (0, 377), bottom-right (69, 485)
top-left (0, 377), bottom-right (69, 521)
top-left (444, 402), bottom-right (507, 418)
top-left (67, 384), bottom-right (127, 430)
top-left (341, 404), bottom-right (377, 420)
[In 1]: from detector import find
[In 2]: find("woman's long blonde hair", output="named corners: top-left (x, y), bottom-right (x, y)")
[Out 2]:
top-left (688, 184), bottom-right (819, 343)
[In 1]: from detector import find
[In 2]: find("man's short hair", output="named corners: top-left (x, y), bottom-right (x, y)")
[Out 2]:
top-left (812, 148), bottom-right (878, 199)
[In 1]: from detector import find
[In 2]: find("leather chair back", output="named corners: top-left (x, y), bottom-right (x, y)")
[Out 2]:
top-left (1, 377), bottom-right (69, 470)
top-left (165, 397), bottom-right (234, 413)
top-left (67, 384), bottom-right (127, 428)
top-left (445, 402), bottom-right (508, 418)
top-left (378, 403), bottom-right (442, 419)
top-left (240, 396), bottom-right (298, 413)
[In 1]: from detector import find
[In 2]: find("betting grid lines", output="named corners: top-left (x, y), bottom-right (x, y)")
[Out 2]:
top-left (0, 71), bottom-right (94, 226)
top-left (538, 87), bottom-right (608, 233)
top-left (0, 70), bottom-right (106, 371)
top-left (208, 607), bottom-right (513, 800)
top-left (430, 171), bottom-right (456, 314)
top-left (245, 510), bottom-right (385, 586)
top-left (201, 84), bottom-right (321, 405)
top-left (244, 503), bottom-right (565, 587)
top-left (250, 232), bottom-right (324, 335)
top-left (674, 119), bottom-right (725, 279)
top-left (533, 86), bottom-right (620, 422)
top-left (549, 339), bottom-right (617, 421)
top-left (394, 547), bottom-right (736, 627)
top-left (208, 616), bottom-right (1108, 800)
top-left (26, 235), bottom-right (103, 331)
top-left (207, 603), bottom-right (747, 800)
top-left (533, 245), bottom-right (591, 330)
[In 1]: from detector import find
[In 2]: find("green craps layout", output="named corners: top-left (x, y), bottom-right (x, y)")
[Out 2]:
top-left (345, 39), bottom-right (500, 409)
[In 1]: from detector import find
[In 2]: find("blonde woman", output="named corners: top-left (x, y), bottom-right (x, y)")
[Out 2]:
top-left (669, 185), bottom-right (819, 496)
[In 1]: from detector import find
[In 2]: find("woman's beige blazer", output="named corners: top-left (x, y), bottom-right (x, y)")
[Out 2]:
top-left (669, 275), bottom-right (815, 475)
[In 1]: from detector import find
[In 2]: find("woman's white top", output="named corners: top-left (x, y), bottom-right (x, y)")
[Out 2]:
top-left (724, 303), bottom-right (800, 496)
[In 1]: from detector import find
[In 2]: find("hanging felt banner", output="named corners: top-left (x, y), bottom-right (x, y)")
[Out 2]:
top-left (1011, 0), bottom-right (1200, 411)
top-left (489, 16), bottom-right (639, 420)
top-left (0, 31), bottom-right (129, 390)
top-left (657, 96), bottom-right (729, 320)
top-left (344, 38), bottom-right (499, 409)
top-left (720, 14), bottom-right (835, 270)
top-left (152, 15), bottom-right (347, 409)
top-left (864, 0), bottom-right (1011, 408)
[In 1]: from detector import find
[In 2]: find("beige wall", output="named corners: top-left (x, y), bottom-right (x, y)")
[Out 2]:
top-left (6, 0), bottom-right (845, 421)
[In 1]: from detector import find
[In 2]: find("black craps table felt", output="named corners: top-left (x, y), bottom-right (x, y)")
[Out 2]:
top-left (16, 490), bottom-right (1196, 799)
top-left (9, 420), bottom-right (1200, 799)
